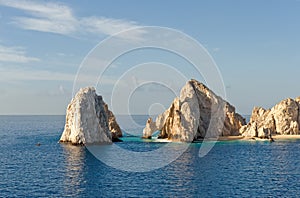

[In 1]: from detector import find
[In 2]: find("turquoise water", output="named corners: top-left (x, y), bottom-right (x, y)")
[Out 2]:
top-left (1, 115), bottom-right (300, 197)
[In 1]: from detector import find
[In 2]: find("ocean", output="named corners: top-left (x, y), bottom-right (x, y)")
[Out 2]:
top-left (1, 115), bottom-right (300, 197)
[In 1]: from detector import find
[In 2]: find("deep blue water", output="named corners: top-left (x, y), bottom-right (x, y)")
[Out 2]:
top-left (1, 115), bottom-right (300, 197)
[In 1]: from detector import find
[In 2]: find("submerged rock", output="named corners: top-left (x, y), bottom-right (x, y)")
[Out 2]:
top-left (241, 97), bottom-right (300, 137)
top-left (59, 87), bottom-right (122, 145)
top-left (143, 79), bottom-right (246, 142)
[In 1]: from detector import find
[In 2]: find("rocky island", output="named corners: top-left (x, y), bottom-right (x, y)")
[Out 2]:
top-left (59, 87), bottom-right (122, 145)
top-left (60, 80), bottom-right (300, 145)
top-left (143, 79), bottom-right (246, 142)
top-left (240, 97), bottom-right (300, 138)
top-left (143, 79), bottom-right (300, 142)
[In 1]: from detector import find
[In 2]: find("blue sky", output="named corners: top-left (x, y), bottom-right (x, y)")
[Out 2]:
top-left (0, 0), bottom-right (299, 115)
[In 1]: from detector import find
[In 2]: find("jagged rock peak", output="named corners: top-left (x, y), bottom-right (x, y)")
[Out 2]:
top-left (240, 97), bottom-right (300, 138)
top-left (59, 87), bottom-right (122, 145)
top-left (143, 79), bottom-right (246, 142)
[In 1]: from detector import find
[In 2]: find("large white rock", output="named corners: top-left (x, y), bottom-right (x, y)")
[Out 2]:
top-left (241, 97), bottom-right (300, 137)
top-left (273, 98), bottom-right (299, 135)
top-left (143, 79), bottom-right (246, 142)
top-left (60, 87), bottom-right (122, 145)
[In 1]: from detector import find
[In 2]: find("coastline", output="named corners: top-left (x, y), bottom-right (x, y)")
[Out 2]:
top-left (218, 135), bottom-right (300, 141)
top-left (141, 135), bottom-right (300, 143)
top-left (270, 135), bottom-right (300, 140)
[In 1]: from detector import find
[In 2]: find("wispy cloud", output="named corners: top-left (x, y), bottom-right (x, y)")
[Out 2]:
top-left (80, 17), bottom-right (144, 41)
top-left (0, 44), bottom-right (40, 63)
top-left (0, 67), bottom-right (118, 85)
top-left (0, 0), bottom-right (76, 34)
top-left (0, 67), bottom-right (74, 81)
top-left (213, 47), bottom-right (221, 52)
top-left (0, 0), bottom-right (144, 40)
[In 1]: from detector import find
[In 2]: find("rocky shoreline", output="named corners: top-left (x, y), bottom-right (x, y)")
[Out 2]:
top-left (240, 97), bottom-right (300, 138)
top-left (143, 79), bottom-right (300, 142)
top-left (59, 79), bottom-right (300, 145)
top-left (210, 135), bottom-right (300, 142)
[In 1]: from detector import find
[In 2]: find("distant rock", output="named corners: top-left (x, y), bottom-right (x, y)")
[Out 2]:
top-left (59, 87), bottom-right (122, 145)
top-left (240, 97), bottom-right (300, 138)
top-left (143, 79), bottom-right (246, 142)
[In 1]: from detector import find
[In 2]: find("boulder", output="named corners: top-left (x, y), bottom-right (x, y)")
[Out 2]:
top-left (240, 122), bottom-right (258, 137)
top-left (59, 87), bottom-right (122, 145)
top-left (241, 97), bottom-right (300, 137)
top-left (143, 79), bottom-right (246, 142)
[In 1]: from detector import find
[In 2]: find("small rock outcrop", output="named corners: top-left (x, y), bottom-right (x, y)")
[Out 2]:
top-left (240, 97), bottom-right (300, 138)
top-left (143, 79), bottom-right (246, 142)
top-left (60, 87), bottom-right (122, 145)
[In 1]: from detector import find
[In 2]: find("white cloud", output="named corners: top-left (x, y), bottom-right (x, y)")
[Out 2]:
top-left (0, 0), bottom-right (144, 40)
top-left (213, 47), bottom-right (221, 52)
top-left (80, 17), bottom-right (145, 41)
top-left (13, 17), bottom-right (76, 35)
top-left (0, 44), bottom-right (40, 63)
top-left (0, 0), bottom-right (74, 18)
top-left (59, 85), bottom-right (65, 95)
top-left (0, 67), bottom-right (74, 81)
top-left (0, 0), bottom-right (77, 34)
top-left (56, 52), bottom-right (74, 57)
top-left (0, 67), bottom-right (119, 85)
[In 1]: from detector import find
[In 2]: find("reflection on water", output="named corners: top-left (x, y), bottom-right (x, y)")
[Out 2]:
top-left (87, 141), bottom-right (190, 172)
top-left (4, 115), bottom-right (300, 197)
top-left (59, 140), bottom-right (300, 197)
top-left (61, 144), bottom-right (86, 196)
top-left (162, 146), bottom-right (196, 197)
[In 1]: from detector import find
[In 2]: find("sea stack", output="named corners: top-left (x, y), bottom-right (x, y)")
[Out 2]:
top-left (143, 79), bottom-right (246, 142)
top-left (240, 97), bottom-right (300, 138)
top-left (60, 87), bottom-right (122, 145)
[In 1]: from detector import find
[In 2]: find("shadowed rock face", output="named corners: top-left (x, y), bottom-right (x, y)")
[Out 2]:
top-left (143, 79), bottom-right (246, 142)
top-left (59, 87), bottom-right (122, 145)
top-left (241, 98), bottom-right (300, 138)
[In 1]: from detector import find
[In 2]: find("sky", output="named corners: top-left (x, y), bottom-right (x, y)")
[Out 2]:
top-left (0, 0), bottom-right (299, 115)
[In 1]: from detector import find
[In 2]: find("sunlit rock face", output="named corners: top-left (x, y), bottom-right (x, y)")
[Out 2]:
top-left (60, 87), bottom-right (122, 145)
top-left (143, 79), bottom-right (246, 142)
top-left (241, 98), bottom-right (300, 138)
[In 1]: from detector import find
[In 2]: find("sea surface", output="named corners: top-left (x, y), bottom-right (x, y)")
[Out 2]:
top-left (1, 115), bottom-right (300, 197)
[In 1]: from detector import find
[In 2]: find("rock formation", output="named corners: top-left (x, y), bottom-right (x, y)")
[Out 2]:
top-left (240, 97), bottom-right (300, 138)
top-left (143, 79), bottom-right (246, 142)
top-left (60, 87), bottom-right (122, 145)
